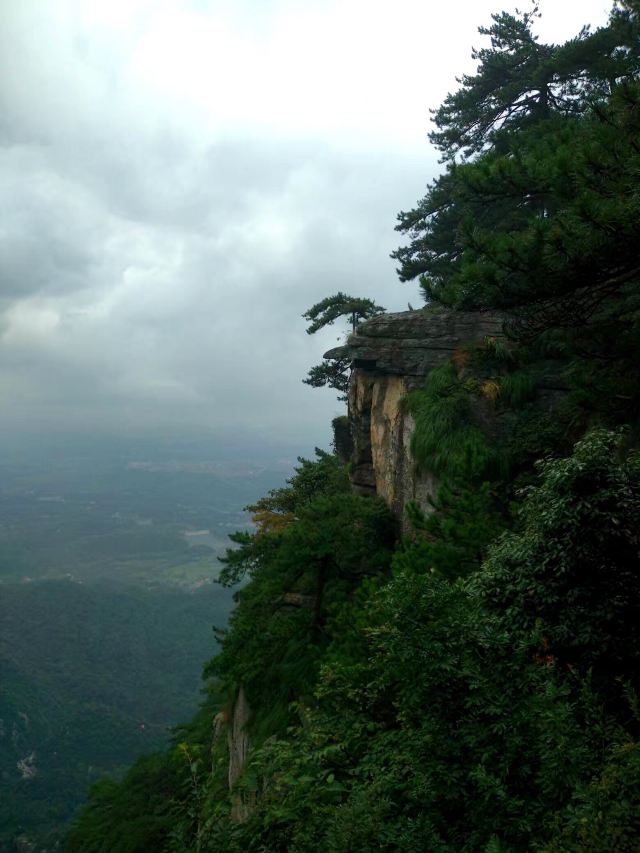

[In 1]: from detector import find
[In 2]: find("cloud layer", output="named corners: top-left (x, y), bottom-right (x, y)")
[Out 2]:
top-left (0, 0), bottom-right (610, 448)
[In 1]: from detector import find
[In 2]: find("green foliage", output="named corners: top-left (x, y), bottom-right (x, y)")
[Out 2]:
top-left (249, 448), bottom-right (351, 515)
top-left (64, 689), bottom-right (224, 853)
top-left (302, 293), bottom-right (385, 335)
top-left (64, 754), bottom-right (177, 853)
top-left (393, 3), bottom-right (640, 395)
top-left (212, 487), bottom-right (397, 729)
top-left (215, 450), bottom-right (396, 740)
top-left (542, 739), bottom-right (640, 852)
top-left (474, 429), bottom-right (640, 698)
top-left (218, 449), bottom-right (350, 586)
top-left (212, 571), bottom-right (632, 852)
top-left (303, 357), bottom-right (351, 399)
top-left (66, 452), bottom-right (397, 852)
top-left (403, 362), bottom-right (500, 481)
top-left (402, 479), bottom-right (505, 580)
top-left (202, 430), bottom-right (640, 853)
top-left (403, 337), bottom-right (586, 516)
top-left (0, 580), bottom-right (232, 849)
top-left (498, 369), bottom-right (536, 407)
top-left (66, 429), bottom-right (640, 853)
top-left (427, 4), bottom-right (637, 162)
top-left (302, 293), bottom-right (385, 400)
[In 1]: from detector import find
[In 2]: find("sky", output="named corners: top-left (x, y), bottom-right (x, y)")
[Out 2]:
top-left (1, 0), bottom-right (612, 453)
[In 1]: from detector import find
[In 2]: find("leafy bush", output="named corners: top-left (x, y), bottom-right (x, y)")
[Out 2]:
top-left (474, 429), bottom-right (640, 700)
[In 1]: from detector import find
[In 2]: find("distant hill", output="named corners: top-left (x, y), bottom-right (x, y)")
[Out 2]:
top-left (0, 579), bottom-right (234, 848)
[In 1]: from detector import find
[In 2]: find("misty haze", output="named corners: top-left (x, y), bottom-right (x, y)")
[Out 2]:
top-left (3, 0), bottom-right (639, 850)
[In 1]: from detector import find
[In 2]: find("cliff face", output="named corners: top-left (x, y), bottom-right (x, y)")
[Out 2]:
top-left (325, 304), bottom-right (504, 522)
top-left (224, 306), bottom-right (504, 808)
top-left (227, 686), bottom-right (253, 822)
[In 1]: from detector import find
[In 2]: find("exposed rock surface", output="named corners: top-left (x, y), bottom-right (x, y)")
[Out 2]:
top-left (325, 304), bottom-right (504, 522)
top-left (227, 686), bottom-right (254, 822)
top-left (325, 304), bottom-right (503, 379)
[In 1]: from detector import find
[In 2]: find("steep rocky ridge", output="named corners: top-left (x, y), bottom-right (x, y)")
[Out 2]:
top-left (325, 304), bottom-right (504, 522)
top-left (222, 305), bottom-right (505, 813)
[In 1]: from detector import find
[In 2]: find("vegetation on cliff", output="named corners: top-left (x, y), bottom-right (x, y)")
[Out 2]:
top-left (302, 293), bottom-right (386, 399)
top-left (66, 4), bottom-right (640, 851)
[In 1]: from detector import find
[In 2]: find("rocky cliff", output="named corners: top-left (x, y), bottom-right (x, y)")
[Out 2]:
top-left (223, 305), bottom-right (504, 812)
top-left (325, 304), bottom-right (504, 523)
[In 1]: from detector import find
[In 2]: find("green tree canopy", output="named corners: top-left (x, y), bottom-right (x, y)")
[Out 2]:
top-left (393, 3), bottom-right (640, 342)
top-left (303, 293), bottom-right (385, 334)
top-left (302, 293), bottom-right (385, 400)
top-left (474, 429), bottom-right (640, 701)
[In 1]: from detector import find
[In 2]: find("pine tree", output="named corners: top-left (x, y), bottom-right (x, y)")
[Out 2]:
top-left (392, 3), bottom-right (640, 340)
top-left (302, 293), bottom-right (385, 400)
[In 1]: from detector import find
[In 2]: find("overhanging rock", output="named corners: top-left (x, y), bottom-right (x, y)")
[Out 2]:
top-left (325, 304), bottom-right (504, 523)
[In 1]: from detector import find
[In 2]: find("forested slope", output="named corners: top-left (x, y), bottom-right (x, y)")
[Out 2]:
top-left (0, 581), bottom-right (234, 849)
top-left (0, 446), bottom-right (283, 849)
top-left (66, 4), bottom-right (640, 850)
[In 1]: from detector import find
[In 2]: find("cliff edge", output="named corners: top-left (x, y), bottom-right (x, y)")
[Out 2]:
top-left (325, 304), bottom-right (504, 522)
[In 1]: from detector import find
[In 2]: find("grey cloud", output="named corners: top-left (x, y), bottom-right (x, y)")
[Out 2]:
top-left (0, 0), bottom-right (439, 445)
top-left (0, 150), bottom-right (102, 298)
top-left (0, 129), bottom-right (431, 441)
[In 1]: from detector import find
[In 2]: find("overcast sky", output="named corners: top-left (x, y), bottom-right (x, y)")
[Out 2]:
top-left (1, 0), bottom-right (611, 452)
